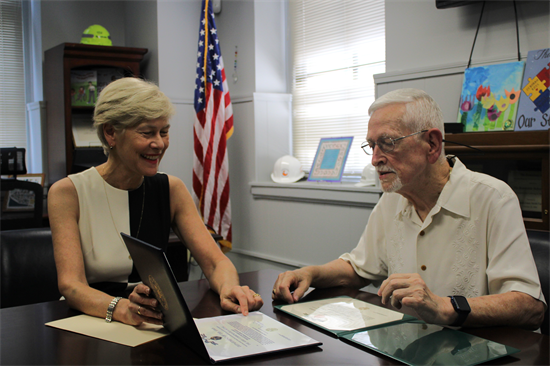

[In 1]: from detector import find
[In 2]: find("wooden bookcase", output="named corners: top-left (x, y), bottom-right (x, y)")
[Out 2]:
top-left (444, 130), bottom-right (549, 231)
top-left (43, 43), bottom-right (147, 185)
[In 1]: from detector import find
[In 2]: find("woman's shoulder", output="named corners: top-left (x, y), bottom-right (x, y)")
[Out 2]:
top-left (48, 177), bottom-right (79, 212)
top-left (162, 173), bottom-right (184, 187)
top-left (49, 177), bottom-right (77, 196)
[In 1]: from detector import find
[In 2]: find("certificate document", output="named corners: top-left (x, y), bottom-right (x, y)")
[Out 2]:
top-left (195, 312), bottom-right (321, 362)
top-left (276, 296), bottom-right (415, 335)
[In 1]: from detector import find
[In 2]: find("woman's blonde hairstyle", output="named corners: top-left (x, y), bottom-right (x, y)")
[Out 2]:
top-left (93, 77), bottom-right (176, 155)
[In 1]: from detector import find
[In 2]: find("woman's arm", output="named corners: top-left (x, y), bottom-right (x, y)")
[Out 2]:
top-left (168, 175), bottom-right (263, 314)
top-left (48, 178), bottom-right (162, 325)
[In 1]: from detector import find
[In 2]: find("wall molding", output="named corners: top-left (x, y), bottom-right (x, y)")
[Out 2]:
top-left (250, 181), bottom-right (381, 207)
top-left (229, 247), bottom-right (307, 269)
top-left (374, 55), bottom-right (524, 85)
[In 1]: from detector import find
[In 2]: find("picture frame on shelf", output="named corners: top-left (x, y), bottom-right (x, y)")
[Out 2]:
top-left (3, 173), bottom-right (45, 212)
top-left (307, 136), bottom-right (353, 183)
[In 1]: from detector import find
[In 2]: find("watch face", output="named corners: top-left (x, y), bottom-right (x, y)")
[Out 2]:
top-left (453, 296), bottom-right (471, 312)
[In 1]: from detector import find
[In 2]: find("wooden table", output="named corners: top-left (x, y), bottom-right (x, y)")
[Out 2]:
top-left (1, 269), bottom-right (548, 365)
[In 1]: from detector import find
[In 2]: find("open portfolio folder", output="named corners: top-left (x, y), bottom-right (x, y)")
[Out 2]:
top-left (120, 233), bottom-right (321, 363)
top-left (275, 296), bottom-right (416, 335)
top-left (275, 297), bottom-right (520, 366)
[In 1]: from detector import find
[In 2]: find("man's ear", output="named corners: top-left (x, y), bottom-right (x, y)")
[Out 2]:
top-left (103, 124), bottom-right (116, 148)
top-left (426, 128), bottom-right (443, 164)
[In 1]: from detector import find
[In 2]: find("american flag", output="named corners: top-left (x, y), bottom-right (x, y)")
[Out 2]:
top-left (193, 0), bottom-right (234, 252)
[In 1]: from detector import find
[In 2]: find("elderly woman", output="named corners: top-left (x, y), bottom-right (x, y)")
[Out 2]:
top-left (49, 77), bottom-right (263, 326)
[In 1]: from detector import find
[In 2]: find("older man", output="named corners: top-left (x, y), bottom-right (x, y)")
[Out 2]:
top-left (272, 88), bottom-right (546, 329)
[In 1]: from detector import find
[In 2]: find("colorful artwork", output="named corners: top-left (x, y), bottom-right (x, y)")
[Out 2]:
top-left (458, 61), bottom-right (525, 132)
top-left (515, 48), bottom-right (550, 131)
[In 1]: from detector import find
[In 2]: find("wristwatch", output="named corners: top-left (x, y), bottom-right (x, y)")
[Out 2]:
top-left (448, 295), bottom-right (471, 327)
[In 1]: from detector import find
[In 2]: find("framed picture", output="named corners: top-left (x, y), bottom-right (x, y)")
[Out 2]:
top-left (514, 48), bottom-right (550, 132)
top-left (308, 137), bottom-right (353, 183)
top-left (457, 61), bottom-right (525, 132)
top-left (3, 173), bottom-right (44, 212)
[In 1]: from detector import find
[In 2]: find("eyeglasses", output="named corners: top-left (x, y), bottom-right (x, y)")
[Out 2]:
top-left (361, 130), bottom-right (428, 155)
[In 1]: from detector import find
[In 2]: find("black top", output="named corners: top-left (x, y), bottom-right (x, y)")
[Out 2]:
top-left (92, 173), bottom-right (171, 296)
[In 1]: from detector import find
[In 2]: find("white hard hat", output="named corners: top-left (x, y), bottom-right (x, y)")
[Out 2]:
top-left (355, 163), bottom-right (379, 187)
top-left (271, 155), bottom-right (305, 183)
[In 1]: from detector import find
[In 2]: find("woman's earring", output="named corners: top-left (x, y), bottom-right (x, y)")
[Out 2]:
top-left (109, 145), bottom-right (113, 150)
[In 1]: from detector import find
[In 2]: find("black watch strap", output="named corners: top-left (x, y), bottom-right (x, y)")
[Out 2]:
top-left (449, 295), bottom-right (471, 327)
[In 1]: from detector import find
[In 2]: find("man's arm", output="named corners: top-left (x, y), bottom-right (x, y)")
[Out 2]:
top-left (272, 259), bottom-right (371, 303)
top-left (465, 291), bottom-right (545, 329)
top-left (378, 273), bottom-right (545, 329)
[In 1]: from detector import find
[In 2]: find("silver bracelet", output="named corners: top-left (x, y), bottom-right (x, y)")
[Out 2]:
top-left (105, 297), bottom-right (122, 323)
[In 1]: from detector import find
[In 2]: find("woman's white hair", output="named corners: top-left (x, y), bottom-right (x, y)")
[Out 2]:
top-left (93, 77), bottom-right (176, 155)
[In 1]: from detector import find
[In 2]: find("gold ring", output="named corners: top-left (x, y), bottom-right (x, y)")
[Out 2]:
top-left (137, 306), bottom-right (141, 315)
top-left (253, 293), bottom-right (261, 297)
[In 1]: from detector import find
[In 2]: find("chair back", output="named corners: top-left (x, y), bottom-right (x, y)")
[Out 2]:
top-left (0, 228), bottom-right (60, 308)
top-left (1, 179), bottom-right (43, 230)
top-left (527, 229), bottom-right (549, 335)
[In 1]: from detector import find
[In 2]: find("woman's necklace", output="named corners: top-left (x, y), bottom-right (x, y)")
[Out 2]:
top-left (102, 176), bottom-right (146, 239)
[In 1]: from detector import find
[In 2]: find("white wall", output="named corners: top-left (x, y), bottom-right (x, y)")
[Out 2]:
top-left (124, 0), bottom-right (159, 83)
top-left (156, 0), bottom-right (201, 188)
top-left (378, 0), bottom-right (550, 122)
top-left (41, 1), bottom-right (127, 53)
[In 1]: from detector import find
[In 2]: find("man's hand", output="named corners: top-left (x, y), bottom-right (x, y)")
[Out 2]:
top-left (219, 285), bottom-right (264, 315)
top-left (378, 273), bottom-right (454, 325)
top-left (272, 268), bottom-right (313, 304)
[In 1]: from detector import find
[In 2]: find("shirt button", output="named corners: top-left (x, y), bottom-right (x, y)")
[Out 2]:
top-left (419, 231), bottom-right (425, 236)
top-left (421, 265), bottom-right (427, 271)
top-left (129, 255), bottom-right (132, 260)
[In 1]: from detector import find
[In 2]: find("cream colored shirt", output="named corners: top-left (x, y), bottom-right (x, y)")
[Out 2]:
top-left (340, 158), bottom-right (545, 304)
top-left (69, 167), bottom-right (133, 284)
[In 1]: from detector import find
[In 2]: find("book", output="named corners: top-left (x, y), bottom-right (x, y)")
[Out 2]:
top-left (71, 70), bottom-right (97, 107)
top-left (274, 296), bottom-right (417, 336)
top-left (514, 48), bottom-right (550, 131)
top-left (96, 68), bottom-right (123, 97)
top-left (71, 114), bottom-right (101, 148)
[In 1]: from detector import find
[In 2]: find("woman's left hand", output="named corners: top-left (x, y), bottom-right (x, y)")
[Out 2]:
top-left (219, 285), bottom-right (264, 315)
top-left (125, 283), bottom-right (164, 324)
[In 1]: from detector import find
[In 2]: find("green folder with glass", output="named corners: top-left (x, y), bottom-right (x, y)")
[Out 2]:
top-left (275, 296), bottom-right (519, 366)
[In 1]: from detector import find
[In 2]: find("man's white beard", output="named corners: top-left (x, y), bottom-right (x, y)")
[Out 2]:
top-left (381, 174), bottom-right (403, 193)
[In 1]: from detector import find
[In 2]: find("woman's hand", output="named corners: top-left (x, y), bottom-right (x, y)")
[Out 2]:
top-left (115, 284), bottom-right (164, 326)
top-left (219, 285), bottom-right (264, 315)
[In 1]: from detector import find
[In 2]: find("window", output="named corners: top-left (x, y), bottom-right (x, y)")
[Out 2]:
top-left (0, 0), bottom-right (26, 149)
top-left (290, 0), bottom-right (385, 177)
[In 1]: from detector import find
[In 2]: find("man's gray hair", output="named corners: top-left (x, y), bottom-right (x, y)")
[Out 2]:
top-left (93, 77), bottom-right (176, 155)
top-left (368, 88), bottom-right (445, 134)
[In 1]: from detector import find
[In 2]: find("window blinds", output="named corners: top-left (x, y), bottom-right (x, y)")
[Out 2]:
top-left (290, 0), bottom-right (385, 177)
top-left (0, 0), bottom-right (26, 149)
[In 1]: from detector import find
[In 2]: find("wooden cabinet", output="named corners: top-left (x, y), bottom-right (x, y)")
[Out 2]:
top-left (444, 130), bottom-right (549, 231)
top-left (43, 43), bottom-right (147, 185)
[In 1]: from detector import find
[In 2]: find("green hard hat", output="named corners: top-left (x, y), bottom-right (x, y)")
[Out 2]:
top-left (80, 24), bottom-right (112, 46)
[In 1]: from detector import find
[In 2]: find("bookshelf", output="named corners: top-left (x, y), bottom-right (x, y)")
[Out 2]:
top-left (444, 130), bottom-right (549, 231)
top-left (43, 43), bottom-right (147, 185)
